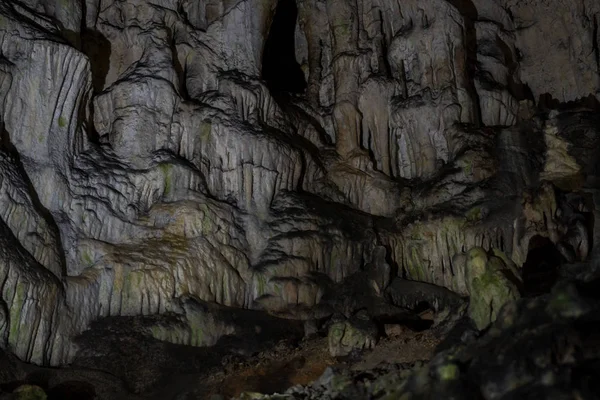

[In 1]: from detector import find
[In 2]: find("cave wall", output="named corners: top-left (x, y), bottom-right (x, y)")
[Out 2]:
top-left (0, 0), bottom-right (598, 365)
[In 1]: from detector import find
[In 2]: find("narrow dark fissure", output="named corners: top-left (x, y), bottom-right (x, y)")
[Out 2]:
top-left (522, 235), bottom-right (563, 297)
top-left (593, 15), bottom-right (599, 72)
top-left (262, 0), bottom-right (307, 95)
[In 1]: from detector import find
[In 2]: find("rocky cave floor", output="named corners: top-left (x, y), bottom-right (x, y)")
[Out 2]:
top-left (0, 310), bottom-right (440, 400)
top-left (2, 270), bottom-right (600, 400)
top-left (198, 320), bottom-right (439, 399)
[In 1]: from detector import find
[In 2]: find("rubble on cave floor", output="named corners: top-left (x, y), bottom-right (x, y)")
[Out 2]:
top-left (199, 329), bottom-right (440, 400)
top-left (0, 311), bottom-right (441, 400)
top-left (1, 270), bottom-right (600, 400)
top-left (234, 276), bottom-right (600, 400)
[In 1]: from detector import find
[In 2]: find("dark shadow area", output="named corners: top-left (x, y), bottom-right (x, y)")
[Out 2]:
top-left (572, 360), bottom-right (600, 398)
top-left (71, 304), bottom-right (304, 396)
top-left (80, 29), bottom-right (111, 94)
top-left (256, 356), bottom-right (307, 394)
top-left (374, 312), bottom-right (433, 335)
top-left (522, 235), bottom-right (564, 296)
top-left (0, 381), bottom-right (27, 393)
top-left (47, 381), bottom-right (96, 400)
top-left (79, 29), bottom-right (111, 146)
top-left (59, 29), bottom-right (81, 49)
top-left (9, 371), bottom-right (96, 400)
top-left (402, 301), bottom-right (435, 332)
top-left (24, 370), bottom-right (51, 390)
top-left (538, 93), bottom-right (600, 113)
top-left (262, 0), bottom-right (307, 95)
top-left (446, 0), bottom-right (478, 18)
top-left (408, 301), bottom-right (433, 318)
top-left (538, 93), bottom-right (562, 110)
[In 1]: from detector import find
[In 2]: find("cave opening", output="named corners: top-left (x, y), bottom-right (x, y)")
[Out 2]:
top-left (522, 235), bottom-right (564, 296)
top-left (261, 0), bottom-right (307, 95)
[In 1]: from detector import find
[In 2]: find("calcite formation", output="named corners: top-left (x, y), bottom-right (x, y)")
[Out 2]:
top-left (0, 0), bottom-right (598, 369)
top-left (464, 247), bottom-right (519, 330)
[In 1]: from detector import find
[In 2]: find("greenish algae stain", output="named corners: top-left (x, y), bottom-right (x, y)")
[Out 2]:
top-left (159, 164), bottom-right (173, 196)
top-left (81, 250), bottom-right (93, 267)
top-left (465, 206), bottom-right (483, 222)
top-left (438, 363), bottom-right (460, 381)
top-left (200, 121), bottom-right (211, 140)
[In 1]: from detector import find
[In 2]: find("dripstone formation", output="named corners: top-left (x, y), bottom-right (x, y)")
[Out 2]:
top-left (0, 0), bottom-right (599, 398)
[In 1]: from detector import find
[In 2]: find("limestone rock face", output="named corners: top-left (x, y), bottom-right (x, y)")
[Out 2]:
top-left (0, 0), bottom-right (599, 369)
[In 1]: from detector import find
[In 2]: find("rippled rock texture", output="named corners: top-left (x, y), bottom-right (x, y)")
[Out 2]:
top-left (0, 0), bottom-right (599, 380)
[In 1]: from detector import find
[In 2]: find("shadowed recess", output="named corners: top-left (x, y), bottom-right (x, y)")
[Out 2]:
top-left (81, 29), bottom-right (111, 93)
top-left (262, 0), bottom-right (307, 94)
top-left (522, 235), bottom-right (563, 297)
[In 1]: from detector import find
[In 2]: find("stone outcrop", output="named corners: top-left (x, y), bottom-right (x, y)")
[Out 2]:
top-left (0, 0), bottom-right (598, 380)
top-left (327, 312), bottom-right (378, 357)
top-left (464, 247), bottom-right (519, 330)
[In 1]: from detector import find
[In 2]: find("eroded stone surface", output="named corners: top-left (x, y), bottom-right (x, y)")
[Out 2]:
top-left (0, 0), bottom-right (598, 379)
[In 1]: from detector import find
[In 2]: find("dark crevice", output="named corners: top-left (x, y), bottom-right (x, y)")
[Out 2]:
top-left (80, 0), bottom-right (87, 32)
top-left (86, 97), bottom-right (101, 145)
top-left (446, 0), bottom-right (478, 19)
top-left (593, 15), bottom-right (599, 74)
top-left (538, 93), bottom-right (561, 111)
top-left (402, 301), bottom-right (435, 332)
top-left (378, 9), bottom-right (393, 79)
top-left (79, 27), bottom-right (110, 144)
top-left (262, 0), bottom-right (307, 95)
top-left (80, 29), bottom-right (111, 94)
top-left (522, 235), bottom-right (564, 297)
